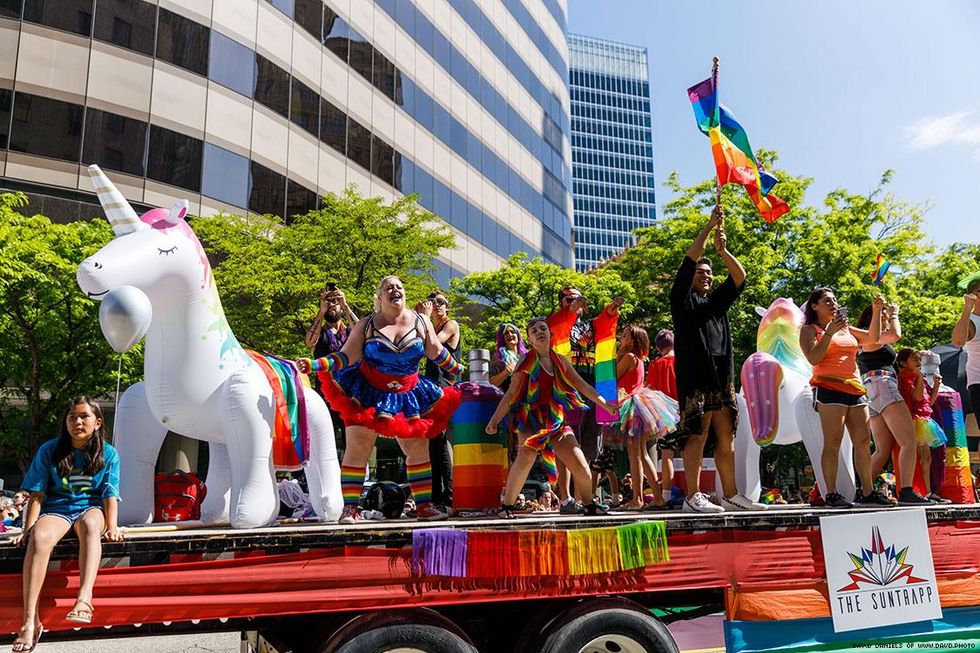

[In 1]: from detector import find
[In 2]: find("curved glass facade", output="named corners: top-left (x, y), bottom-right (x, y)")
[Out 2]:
top-left (0, 0), bottom-right (573, 278)
top-left (568, 33), bottom-right (656, 272)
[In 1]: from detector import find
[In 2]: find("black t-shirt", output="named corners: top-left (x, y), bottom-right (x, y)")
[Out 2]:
top-left (857, 344), bottom-right (897, 376)
top-left (313, 322), bottom-right (349, 360)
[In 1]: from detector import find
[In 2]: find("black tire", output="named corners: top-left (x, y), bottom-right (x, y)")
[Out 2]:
top-left (322, 610), bottom-right (477, 653)
top-left (536, 600), bottom-right (679, 653)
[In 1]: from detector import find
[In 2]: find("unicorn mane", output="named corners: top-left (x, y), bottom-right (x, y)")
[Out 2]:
top-left (756, 299), bottom-right (811, 379)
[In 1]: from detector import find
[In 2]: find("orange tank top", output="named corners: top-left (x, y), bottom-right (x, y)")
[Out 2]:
top-left (810, 325), bottom-right (866, 395)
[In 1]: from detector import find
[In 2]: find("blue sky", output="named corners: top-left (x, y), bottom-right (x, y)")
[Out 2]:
top-left (566, 0), bottom-right (980, 247)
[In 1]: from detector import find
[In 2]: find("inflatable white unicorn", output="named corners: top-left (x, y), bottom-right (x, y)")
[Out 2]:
top-left (734, 298), bottom-right (857, 502)
top-left (77, 166), bottom-right (342, 528)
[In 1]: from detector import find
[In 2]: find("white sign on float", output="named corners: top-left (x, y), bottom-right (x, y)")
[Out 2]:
top-left (820, 509), bottom-right (941, 633)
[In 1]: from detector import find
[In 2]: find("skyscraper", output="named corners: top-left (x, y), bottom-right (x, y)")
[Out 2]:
top-left (568, 34), bottom-right (656, 272)
top-left (0, 0), bottom-right (574, 281)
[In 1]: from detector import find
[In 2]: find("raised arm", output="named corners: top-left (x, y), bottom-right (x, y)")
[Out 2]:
top-left (304, 294), bottom-right (329, 349)
top-left (879, 302), bottom-right (902, 345)
top-left (559, 356), bottom-right (615, 414)
top-left (687, 206), bottom-right (723, 261)
top-left (713, 218), bottom-right (746, 289)
top-left (850, 296), bottom-right (884, 348)
top-left (952, 294), bottom-right (977, 347)
top-left (297, 316), bottom-right (368, 374)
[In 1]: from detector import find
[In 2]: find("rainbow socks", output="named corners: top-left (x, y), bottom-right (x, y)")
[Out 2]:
top-left (340, 464), bottom-right (364, 506)
top-left (407, 461), bottom-right (433, 503)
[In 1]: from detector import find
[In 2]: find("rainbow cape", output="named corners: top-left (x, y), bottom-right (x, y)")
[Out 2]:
top-left (592, 309), bottom-right (619, 423)
top-left (871, 254), bottom-right (891, 286)
top-left (246, 350), bottom-right (311, 471)
top-left (687, 75), bottom-right (789, 223)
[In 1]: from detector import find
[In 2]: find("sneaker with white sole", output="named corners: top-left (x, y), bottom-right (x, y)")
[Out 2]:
top-left (559, 498), bottom-right (584, 515)
top-left (683, 492), bottom-right (724, 513)
top-left (338, 504), bottom-right (363, 524)
top-left (415, 502), bottom-right (449, 521)
top-left (721, 493), bottom-right (768, 511)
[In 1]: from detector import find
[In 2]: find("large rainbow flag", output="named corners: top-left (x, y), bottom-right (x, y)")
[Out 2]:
top-left (687, 74), bottom-right (789, 223)
top-left (547, 305), bottom-right (619, 423)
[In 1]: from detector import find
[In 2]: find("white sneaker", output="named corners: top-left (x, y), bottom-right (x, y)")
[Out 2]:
top-left (683, 492), bottom-right (724, 513)
top-left (721, 493), bottom-right (768, 511)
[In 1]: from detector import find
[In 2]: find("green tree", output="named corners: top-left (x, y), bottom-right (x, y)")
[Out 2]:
top-left (450, 253), bottom-right (635, 353)
top-left (192, 187), bottom-right (456, 357)
top-left (611, 155), bottom-right (937, 367)
top-left (0, 193), bottom-right (142, 470)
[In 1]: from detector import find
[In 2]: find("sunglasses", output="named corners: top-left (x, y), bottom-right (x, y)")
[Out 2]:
top-left (432, 297), bottom-right (448, 307)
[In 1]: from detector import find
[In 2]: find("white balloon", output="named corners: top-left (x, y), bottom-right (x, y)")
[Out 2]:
top-left (99, 286), bottom-right (152, 353)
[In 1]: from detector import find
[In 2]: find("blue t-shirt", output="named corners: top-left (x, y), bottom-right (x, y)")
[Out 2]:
top-left (21, 440), bottom-right (121, 514)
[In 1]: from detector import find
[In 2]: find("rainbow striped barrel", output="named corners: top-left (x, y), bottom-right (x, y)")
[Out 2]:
top-left (932, 390), bottom-right (976, 503)
top-left (450, 382), bottom-right (507, 510)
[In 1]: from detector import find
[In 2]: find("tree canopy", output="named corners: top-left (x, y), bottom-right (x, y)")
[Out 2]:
top-left (192, 188), bottom-right (456, 357)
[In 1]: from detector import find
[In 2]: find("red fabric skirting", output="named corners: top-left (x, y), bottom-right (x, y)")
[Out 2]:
top-left (318, 371), bottom-right (461, 439)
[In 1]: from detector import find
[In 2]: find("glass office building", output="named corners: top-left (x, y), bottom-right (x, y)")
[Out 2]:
top-left (0, 0), bottom-right (574, 279)
top-left (568, 34), bottom-right (655, 272)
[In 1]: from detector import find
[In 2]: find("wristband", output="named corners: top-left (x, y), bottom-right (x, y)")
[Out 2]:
top-left (433, 347), bottom-right (464, 375)
top-left (311, 352), bottom-right (349, 373)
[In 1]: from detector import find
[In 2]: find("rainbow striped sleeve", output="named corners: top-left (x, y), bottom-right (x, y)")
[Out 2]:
top-left (592, 308), bottom-right (618, 423)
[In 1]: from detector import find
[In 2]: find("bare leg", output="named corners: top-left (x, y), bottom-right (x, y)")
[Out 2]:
top-left (626, 438), bottom-right (644, 507)
top-left (879, 402), bottom-right (918, 489)
top-left (19, 515), bottom-right (72, 645)
top-left (555, 460), bottom-right (570, 502)
top-left (682, 432), bottom-right (708, 498)
top-left (869, 414), bottom-right (895, 477)
top-left (817, 404), bottom-right (848, 494)
top-left (638, 439), bottom-right (663, 505)
top-left (503, 446), bottom-right (538, 505)
top-left (844, 405), bottom-right (874, 496)
top-left (661, 449), bottom-right (675, 500)
top-left (396, 436), bottom-right (430, 466)
top-left (552, 434), bottom-right (594, 504)
top-left (711, 408), bottom-right (738, 499)
top-left (342, 426), bottom-right (379, 469)
top-left (73, 508), bottom-right (106, 610)
top-left (918, 444), bottom-right (932, 494)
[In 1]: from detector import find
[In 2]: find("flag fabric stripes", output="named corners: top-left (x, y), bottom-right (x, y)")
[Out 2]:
top-left (687, 75), bottom-right (789, 223)
top-left (592, 309), bottom-right (619, 423)
top-left (871, 253), bottom-right (891, 286)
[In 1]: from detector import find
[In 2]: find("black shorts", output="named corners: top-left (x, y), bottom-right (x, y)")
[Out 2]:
top-left (813, 386), bottom-right (867, 409)
top-left (969, 384), bottom-right (980, 418)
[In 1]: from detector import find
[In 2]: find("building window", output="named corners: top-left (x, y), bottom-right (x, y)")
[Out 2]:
top-left (319, 97), bottom-right (346, 156)
top-left (94, 0), bottom-right (156, 56)
top-left (285, 179), bottom-right (318, 221)
top-left (347, 27), bottom-right (372, 82)
top-left (156, 8), bottom-right (209, 76)
top-left (249, 161), bottom-right (285, 216)
top-left (290, 78), bottom-right (319, 137)
top-left (82, 108), bottom-right (147, 176)
top-left (293, 0), bottom-right (320, 40)
top-left (370, 134), bottom-right (394, 186)
top-left (264, 0), bottom-right (292, 17)
top-left (201, 142), bottom-right (249, 207)
top-left (254, 54), bottom-right (290, 118)
top-left (346, 117), bottom-right (371, 172)
top-left (146, 125), bottom-right (202, 192)
top-left (0, 88), bottom-right (11, 149)
top-left (372, 50), bottom-right (398, 101)
top-left (23, 0), bottom-right (93, 35)
top-left (209, 31), bottom-right (255, 98)
top-left (322, 8), bottom-right (349, 61)
top-left (0, 0), bottom-right (21, 18)
top-left (8, 93), bottom-right (84, 162)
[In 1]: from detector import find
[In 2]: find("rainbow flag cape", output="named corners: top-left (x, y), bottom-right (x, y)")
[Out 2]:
top-left (593, 309), bottom-right (619, 423)
top-left (687, 75), bottom-right (789, 223)
top-left (246, 350), bottom-right (311, 471)
top-left (871, 253), bottom-right (891, 286)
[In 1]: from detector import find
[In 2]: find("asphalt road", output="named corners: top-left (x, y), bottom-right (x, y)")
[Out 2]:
top-left (32, 632), bottom-right (241, 652)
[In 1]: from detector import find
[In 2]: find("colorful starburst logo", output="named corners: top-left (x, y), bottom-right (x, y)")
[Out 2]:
top-left (838, 526), bottom-right (928, 592)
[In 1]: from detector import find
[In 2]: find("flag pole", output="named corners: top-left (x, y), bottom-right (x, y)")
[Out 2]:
top-left (712, 56), bottom-right (722, 211)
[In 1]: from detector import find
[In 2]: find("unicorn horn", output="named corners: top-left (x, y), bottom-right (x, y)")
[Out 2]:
top-left (87, 165), bottom-right (145, 235)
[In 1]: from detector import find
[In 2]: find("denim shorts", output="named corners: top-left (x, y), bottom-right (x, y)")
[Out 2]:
top-left (863, 373), bottom-right (904, 417)
top-left (39, 505), bottom-right (102, 527)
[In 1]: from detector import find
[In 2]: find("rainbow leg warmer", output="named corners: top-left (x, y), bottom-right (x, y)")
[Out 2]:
top-left (407, 461), bottom-right (433, 504)
top-left (340, 464), bottom-right (364, 506)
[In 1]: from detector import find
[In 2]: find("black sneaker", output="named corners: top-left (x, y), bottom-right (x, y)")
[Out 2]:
top-left (824, 492), bottom-right (854, 508)
top-left (858, 490), bottom-right (896, 507)
top-left (897, 488), bottom-right (936, 506)
top-left (926, 493), bottom-right (952, 505)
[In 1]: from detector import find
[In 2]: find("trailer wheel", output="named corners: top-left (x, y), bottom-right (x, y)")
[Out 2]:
top-left (322, 610), bottom-right (478, 653)
top-left (536, 599), bottom-right (679, 653)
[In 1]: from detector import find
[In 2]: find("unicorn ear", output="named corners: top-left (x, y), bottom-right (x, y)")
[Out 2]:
top-left (165, 199), bottom-right (189, 225)
top-left (755, 306), bottom-right (767, 317)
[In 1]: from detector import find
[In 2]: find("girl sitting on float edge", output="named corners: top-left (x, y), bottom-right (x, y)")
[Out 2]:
top-left (485, 317), bottom-right (616, 518)
top-left (12, 396), bottom-right (124, 652)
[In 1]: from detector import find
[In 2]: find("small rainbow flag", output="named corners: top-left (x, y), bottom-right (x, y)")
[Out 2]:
top-left (687, 72), bottom-right (789, 223)
top-left (871, 254), bottom-right (891, 286)
top-left (593, 309), bottom-right (619, 423)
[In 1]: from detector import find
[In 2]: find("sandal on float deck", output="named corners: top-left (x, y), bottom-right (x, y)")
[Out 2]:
top-left (66, 599), bottom-right (94, 624)
top-left (497, 504), bottom-right (519, 519)
top-left (11, 623), bottom-right (43, 652)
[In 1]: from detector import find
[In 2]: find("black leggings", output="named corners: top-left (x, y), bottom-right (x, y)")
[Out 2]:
top-left (428, 432), bottom-right (453, 507)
